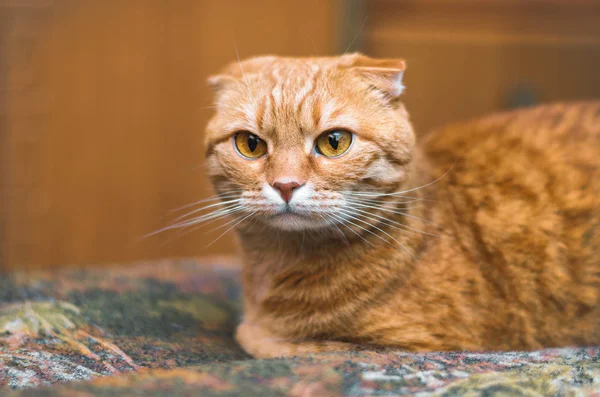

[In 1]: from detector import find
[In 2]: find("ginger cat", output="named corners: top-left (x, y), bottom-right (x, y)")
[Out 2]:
top-left (204, 53), bottom-right (600, 358)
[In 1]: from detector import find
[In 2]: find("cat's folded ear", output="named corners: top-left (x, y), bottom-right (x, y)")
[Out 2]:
top-left (208, 55), bottom-right (278, 96)
top-left (207, 74), bottom-right (241, 104)
top-left (340, 53), bottom-right (406, 100)
top-left (207, 74), bottom-right (237, 94)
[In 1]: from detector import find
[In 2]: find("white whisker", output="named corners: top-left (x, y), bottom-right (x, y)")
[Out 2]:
top-left (233, 39), bottom-right (257, 105)
top-left (205, 210), bottom-right (251, 234)
top-left (342, 193), bottom-right (432, 205)
top-left (170, 198), bottom-right (242, 223)
top-left (168, 193), bottom-right (242, 213)
top-left (342, 163), bottom-right (455, 199)
top-left (345, 199), bottom-right (438, 226)
top-left (343, 15), bottom-right (369, 54)
top-left (317, 213), bottom-right (350, 245)
top-left (328, 213), bottom-right (375, 248)
top-left (170, 205), bottom-right (245, 229)
top-left (172, 207), bottom-right (246, 238)
top-left (145, 205), bottom-right (244, 238)
top-left (203, 211), bottom-right (256, 250)
top-left (348, 206), bottom-right (439, 237)
top-left (337, 209), bottom-right (415, 259)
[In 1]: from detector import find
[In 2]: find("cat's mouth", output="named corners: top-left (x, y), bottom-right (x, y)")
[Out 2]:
top-left (273, 211), bottom-right (308, 220)
top-left (264, 207), bottom-right (327, 231)
top-left (271, 206), bottom-right (312, 220)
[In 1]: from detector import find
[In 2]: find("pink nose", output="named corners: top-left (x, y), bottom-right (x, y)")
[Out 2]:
top-left (272, 181), bottom-right (303, 203)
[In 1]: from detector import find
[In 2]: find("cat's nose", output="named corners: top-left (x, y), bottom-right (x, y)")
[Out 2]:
top-left (272, 181), bottom-right (303, 203)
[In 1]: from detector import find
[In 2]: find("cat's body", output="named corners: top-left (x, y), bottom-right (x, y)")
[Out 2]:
top-left (205, 54), bottom-right (600, 358)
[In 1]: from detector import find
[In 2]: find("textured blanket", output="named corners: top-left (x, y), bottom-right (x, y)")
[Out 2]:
top-left (1, 258), bottom-right (599, 396)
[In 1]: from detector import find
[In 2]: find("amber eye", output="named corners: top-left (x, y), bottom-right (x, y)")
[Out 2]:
top-left (234, 131), bottom-right (267, 159)
top-left (315, 129), bottom-right (353, 157)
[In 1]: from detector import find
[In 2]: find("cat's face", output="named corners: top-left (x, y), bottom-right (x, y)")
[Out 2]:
top-left (205, 54), bottom-right (415, 232)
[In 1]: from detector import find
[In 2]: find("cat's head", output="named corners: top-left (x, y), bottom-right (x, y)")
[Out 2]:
top-left (205, 53), bottom-right (415, 232)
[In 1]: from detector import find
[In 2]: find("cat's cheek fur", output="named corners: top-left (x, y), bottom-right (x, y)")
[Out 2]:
top-left (310, 140), bottom-right (376, 183)
top-left (207, 145), bottom-right (268, 196)
top-left (361, 158), bottom-right (407, 186)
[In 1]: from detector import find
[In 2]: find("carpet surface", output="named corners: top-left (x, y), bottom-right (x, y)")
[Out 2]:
top-left (1, 258), bottom-right (600, 396)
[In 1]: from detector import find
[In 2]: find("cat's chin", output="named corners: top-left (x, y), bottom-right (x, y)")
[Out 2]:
top-left (264, 212), bottom-right (328, 231)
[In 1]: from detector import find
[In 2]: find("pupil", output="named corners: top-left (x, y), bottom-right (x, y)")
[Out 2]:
top-left (328, 133), bottom-right (339, 150)
top-left (248, 135), bottom-right (258, 152)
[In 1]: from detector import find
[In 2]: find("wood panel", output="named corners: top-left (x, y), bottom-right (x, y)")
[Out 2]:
top-left (365, 0), bottom-right (600, 134)
top-left (1, 0), bottom-right (340, 270)
top-left (0, 9), bottom-right (8, 270)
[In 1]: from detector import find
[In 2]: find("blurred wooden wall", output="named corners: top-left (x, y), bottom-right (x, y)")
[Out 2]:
top-left (2, 0), bottom-right (600, 271)
top-left (364, 0), bottom-right (600, 134)
top-left (0, 0), bottom-right (341, 270)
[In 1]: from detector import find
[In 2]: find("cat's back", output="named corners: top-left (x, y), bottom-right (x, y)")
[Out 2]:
top-left (420, 102), bottom-right (600, 347)
top-left (422, 102), bottom-right (600, 231)
top-left (423, 101), bottom-right (600, 169)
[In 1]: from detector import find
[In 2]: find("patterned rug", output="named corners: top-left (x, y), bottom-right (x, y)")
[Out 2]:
top-left (1, 258), bottom-right (599, 396)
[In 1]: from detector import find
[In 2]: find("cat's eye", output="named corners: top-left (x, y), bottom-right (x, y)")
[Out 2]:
top-left (315, 129), bottom-right (353, 157)
top-left (234, 131), bottom-right (267, 159)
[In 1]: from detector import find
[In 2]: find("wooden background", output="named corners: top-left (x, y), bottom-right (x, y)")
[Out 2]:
top-left (366, 0), bottom-right (600, 134)
top-left (1, 0), bottom-right (599, 271)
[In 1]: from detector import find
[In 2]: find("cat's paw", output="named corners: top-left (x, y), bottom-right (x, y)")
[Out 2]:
top-left (236, 321), bottom-right (364, 358)
top-left (236, 321), bottom-right (295, 358)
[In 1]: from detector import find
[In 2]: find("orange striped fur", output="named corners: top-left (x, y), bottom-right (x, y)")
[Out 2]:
top-left (205, 54), bottom-right (600, 358)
